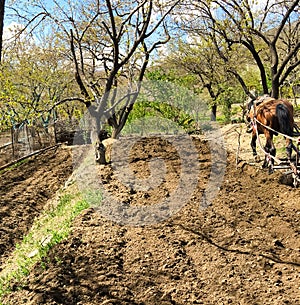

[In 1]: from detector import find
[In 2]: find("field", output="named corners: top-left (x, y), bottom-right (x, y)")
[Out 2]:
top-left (0, 124), bottom-right (299, 305)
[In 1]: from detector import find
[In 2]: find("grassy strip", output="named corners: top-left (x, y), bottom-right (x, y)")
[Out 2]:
top-left (0, 190), bottom-right (89, 303)
top-left (0, 158), bottom-right (30, 174)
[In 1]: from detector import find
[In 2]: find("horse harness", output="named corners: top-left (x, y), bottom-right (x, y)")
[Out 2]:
top-left (247, 96), bottom-right (300, 186)
top-left (249, 95), bottom-right (274, 117)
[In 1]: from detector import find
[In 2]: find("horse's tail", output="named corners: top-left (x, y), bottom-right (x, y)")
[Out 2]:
top-left (276, 103), bottom-right (293, 136)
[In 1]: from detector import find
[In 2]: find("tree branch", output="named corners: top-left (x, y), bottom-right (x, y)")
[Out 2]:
top-left (70, 29), bottom-right (90, 105)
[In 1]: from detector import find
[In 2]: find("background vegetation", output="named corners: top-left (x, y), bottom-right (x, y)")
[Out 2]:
top-left (0, 0), bottom-right (299, 135)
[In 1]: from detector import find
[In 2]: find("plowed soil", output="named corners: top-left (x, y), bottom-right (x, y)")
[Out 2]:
top-left (1, 124), bottom-right (299, 305)
top-left (0, 146), bottom-right (73, 270)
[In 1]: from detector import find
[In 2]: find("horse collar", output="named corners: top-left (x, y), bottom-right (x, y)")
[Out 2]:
top-left (256, 94), bottom-right (271, 106)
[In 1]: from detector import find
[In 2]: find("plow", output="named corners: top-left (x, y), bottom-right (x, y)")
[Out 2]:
top-left (246, 95), bottom-right (300, 187)
top-left (256, 121), bottom-right (300, 187)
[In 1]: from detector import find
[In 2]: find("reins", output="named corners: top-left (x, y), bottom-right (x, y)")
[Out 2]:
top-left (254, 118), bottom-right (300, 142)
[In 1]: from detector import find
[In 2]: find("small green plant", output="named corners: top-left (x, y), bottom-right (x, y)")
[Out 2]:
top-left (82, 189), bottom-right (102, 207)
top-left (48, 193), bottom-right (73, 217)
top-left (0, 158), bottom-right (30, 175)
top-left (10, 158), bottom-right (30, 168)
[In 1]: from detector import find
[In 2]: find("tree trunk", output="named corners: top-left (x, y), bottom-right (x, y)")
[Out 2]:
top-left (111, 128), bottom-right (119, 139)
top-left (271, 84), bottom-right (280, 99)
top-left (89, 112), bottom-right (107, 165)
top-left (211, 103), bottom-right (217, 121)
top-left (0, 0), bottom-right (5, 63)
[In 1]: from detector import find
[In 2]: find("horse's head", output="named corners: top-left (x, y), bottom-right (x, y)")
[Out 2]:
top-left (245, 99), bottom-right (255, 123)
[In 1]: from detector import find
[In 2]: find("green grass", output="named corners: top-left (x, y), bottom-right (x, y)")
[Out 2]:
top-left (8, 158), bottom-right (29, 168)
top-left (83, 189), bottom-right (103, 207)
top-left (0, 191), bottom-right (89, 302)
top-left (0, 158), bottom-right (30, 175)
top-left (216, 113), bottom-right (228, 124)
top-left (0, 150), bottom-right (104, 304)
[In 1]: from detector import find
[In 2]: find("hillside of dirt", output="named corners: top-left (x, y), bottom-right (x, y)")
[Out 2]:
top-left (1, 124), bottom-right (300, 305)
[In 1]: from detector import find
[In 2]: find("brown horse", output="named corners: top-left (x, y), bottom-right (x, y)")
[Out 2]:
top-left (246, 95), bottom-right (295, 172)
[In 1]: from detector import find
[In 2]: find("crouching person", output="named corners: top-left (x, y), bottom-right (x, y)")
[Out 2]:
top-left (90, 130), bottom-right (107, 164)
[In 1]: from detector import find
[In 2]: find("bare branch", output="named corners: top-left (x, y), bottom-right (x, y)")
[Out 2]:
top-left (70, 29), bottom-right (90, 104)
top-left (45, 97), bottom-right (86, 113)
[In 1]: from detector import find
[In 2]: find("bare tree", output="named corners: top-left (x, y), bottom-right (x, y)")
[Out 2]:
top-left (166, 38), bottom-right (240, 120)
top-left (178, 0), bottom-right (300, 99)
top-left (70, 0), bottom-right (179, 163)
top-left (10, 0), bottom-right (179, 163)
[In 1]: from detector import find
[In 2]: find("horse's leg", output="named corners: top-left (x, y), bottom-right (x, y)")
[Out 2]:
top-left (263, 132), bottom-right (276, 173)
top-left (286, 138), bottom-right (293, 161)
top-left (250, 131), bottom-right (260, 161)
